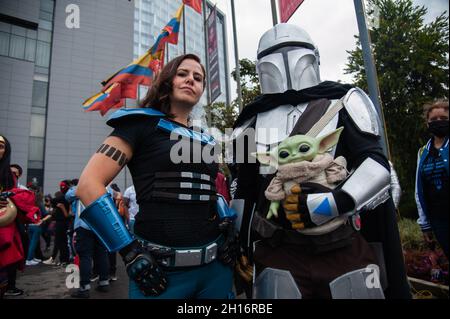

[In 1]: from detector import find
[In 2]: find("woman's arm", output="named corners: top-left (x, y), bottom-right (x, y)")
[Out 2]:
top-left (77, 136), bottom-right (133, 206)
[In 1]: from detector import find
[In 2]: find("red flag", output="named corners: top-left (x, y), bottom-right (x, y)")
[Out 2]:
top-left (183, 0), bottom-right (202, 14)
top-left (278, 0), bottom-right (304, 23)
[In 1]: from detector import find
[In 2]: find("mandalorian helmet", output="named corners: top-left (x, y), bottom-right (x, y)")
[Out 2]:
top-left (256, 23), bottom-right (321, 94)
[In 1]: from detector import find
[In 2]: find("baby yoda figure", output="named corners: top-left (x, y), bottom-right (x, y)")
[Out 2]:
top-left (254, 127), bottom-right (348, 232)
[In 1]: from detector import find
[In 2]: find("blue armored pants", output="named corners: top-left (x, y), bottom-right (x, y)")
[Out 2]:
top-left (129, 260), bottom-right (233, 299)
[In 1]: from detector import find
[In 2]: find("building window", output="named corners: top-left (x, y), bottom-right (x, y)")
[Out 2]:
top-left (40, 0), bottom-right (54, 14)
top-left (30, 114), bottom-right (46, 138)
top-left (0, 31), bottom-right (9, 55)
top-left (37, 29), bottom-right (52, 43)
top-left (39, 11), bottom-right (53, 21)
top-left (38, 19), bottom-right (52, 31)
top-left (36, 41), bottom-right (50, 67)
top-left (28, 137), bottom-right (45, 162)
top-left (32, 80), bottom-right (48, 107)
top-left (0, 21), bottom-right (37, 62)
top-left (25, 38), bottom-right (36, 61)
top-left (9, 35), bottom-right (26, 59)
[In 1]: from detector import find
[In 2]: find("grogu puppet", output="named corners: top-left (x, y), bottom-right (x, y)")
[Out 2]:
top-left (253, 127), bottom-right (348, 229)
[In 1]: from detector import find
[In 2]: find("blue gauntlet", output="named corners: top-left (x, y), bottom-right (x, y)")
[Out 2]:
top-left (81, 193), bottom-right (168, 296)
top-left (80, 193), bottom-right (133, 252)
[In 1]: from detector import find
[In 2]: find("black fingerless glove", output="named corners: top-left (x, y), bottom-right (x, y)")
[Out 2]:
top-left (217, 218), bottom-right (239, 268)
top-left (119, 240), bottom-right (168, 296)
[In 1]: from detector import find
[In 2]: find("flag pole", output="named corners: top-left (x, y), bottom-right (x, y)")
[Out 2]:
top-left (183, 4), bottom-right (187, 54)
top-left (270, 0), bottom-right (278, 26)
top-left (202, 0), bottom-right (211, 105)
top-left (353, 0), bottom-right (390, 159)
top-left (166, 42), bottom-right (169, 62)
top-left (230, 0), bottom-right (243, 112)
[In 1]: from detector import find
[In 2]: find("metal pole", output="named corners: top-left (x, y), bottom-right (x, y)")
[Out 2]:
top-left (202, 0), bottom-right (211, 104)
top-left (183, 4), bottom-right (187, 54)
top-left (270, 0), bottom-right (278, 26)
top-left (353, 0), bottom-right (390, 159)
top-left (222, 12), bottom-right (231, 107)
top-left (230, 0), bottom-right (243, 112)
top-left (166, 42), bottom-right (169, 62)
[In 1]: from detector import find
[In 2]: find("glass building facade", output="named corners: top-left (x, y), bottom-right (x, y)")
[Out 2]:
top-left (134, 0), bottom-right (230, 106)
top-left (0, 0), bottom-right (54, 187)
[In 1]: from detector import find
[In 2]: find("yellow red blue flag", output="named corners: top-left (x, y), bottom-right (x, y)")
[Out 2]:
top-left (83, 4), bottom-right (186, 115)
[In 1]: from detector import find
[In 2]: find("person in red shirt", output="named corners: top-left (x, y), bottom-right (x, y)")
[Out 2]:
top-left (0, 135), bottom-right (40, 298)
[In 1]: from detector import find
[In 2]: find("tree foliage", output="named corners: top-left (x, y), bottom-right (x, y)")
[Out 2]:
top-left (204, 101), bottom-right (238, 132)
top-left (345, 0), bottom-right (449, 217)
top-left (204, 58), bottom-right (261, 132)
top-left (231, 58), bottom-right (261, 107)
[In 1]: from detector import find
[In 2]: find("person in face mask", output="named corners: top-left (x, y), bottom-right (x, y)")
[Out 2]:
top-left (415, 99), bottom-right (449, 258)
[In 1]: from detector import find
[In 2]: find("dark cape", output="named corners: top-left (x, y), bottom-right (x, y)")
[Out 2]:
top-left (233, 81), bottom-right (353, 128)
top-left (234, 82), bottom-right (411, 299)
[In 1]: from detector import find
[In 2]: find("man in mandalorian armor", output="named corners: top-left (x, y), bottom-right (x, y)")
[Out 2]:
top-left (231, 23), bottom-right (411, 299)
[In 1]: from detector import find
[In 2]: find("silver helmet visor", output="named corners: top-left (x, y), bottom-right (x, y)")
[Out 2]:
top-left (257, 47), bottom-right (320, 94)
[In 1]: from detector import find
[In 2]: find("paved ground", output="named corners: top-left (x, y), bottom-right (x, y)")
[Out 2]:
top-left (6, 257), bottom-right (129, 299)
top-left (5, 240), bottom-right (244, 299)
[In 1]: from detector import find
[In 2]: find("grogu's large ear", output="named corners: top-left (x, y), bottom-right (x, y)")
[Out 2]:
top-left (251, 152), bottom-right (277, 168)
top-left (317, 127), bottom-right (344, 153)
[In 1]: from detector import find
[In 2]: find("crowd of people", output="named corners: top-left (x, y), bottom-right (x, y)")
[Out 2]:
top-left (0, 153), bottom-right (147, 298)
top-left (0, 136), bottom-right (232, 299)
top-left (1, 23), bottom-right (448, 300)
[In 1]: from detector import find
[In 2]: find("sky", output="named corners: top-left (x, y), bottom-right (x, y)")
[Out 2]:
top-left (211, 0), bottom-right (449, 100)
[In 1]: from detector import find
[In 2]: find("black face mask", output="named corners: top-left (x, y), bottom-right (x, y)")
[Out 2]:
top-left (428, 120), bottom-right (449, 138)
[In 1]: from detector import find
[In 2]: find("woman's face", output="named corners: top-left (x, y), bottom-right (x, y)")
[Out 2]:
top-left (0, 141), bottom-right (5, 160)
top-left (170, 59), bottom-right (204, 108)
top-left (427, 107), bottom-right (449, 124)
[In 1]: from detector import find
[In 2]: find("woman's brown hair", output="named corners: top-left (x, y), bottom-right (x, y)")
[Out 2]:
top-left (140, 54), bottom-right (206, 117)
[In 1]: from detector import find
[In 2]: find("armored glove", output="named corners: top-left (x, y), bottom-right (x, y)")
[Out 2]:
top-left (235, 254), bottom-right (253, 283)
top-left (217, 217), bottom-right (239, 268)
top-left (282, 183), bottom-right (355, 229)
top-left (120, 240), bottom-right (168, 296)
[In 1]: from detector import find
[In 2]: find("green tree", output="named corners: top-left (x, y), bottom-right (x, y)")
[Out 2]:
top-left (345, 0), bottom-right (449, 217)
top-left (204, 101), bottom-right (238, 132)
top-left (232, 58), bottom-right (261, 107)
top-left (204, 58), bottom-right (262, 132)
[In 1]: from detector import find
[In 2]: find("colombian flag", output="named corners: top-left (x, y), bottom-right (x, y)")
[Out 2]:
top-left (82, 4), bottom-right (186, 115)
top-left (103, 3), bottom-right (184, 87)
top-left (152, 3), bottom-right (184, 54)
top-left (101, 50), bottom-right (155, 92)
top-left (183, 0), bottom-right (202, 14)
top-left (82, 83), bottom-right (124, 116)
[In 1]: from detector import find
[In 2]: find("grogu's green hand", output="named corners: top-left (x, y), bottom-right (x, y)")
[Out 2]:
top-left (267, 201), bottom-right (280, 219)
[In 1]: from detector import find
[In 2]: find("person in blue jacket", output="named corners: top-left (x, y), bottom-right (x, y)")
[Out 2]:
top-left (415, 99), bottom-right (448, 258)
top-left (76, 54), bottom-right (237, 299)
top-left (66, 180), bottom-right (111, 298)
